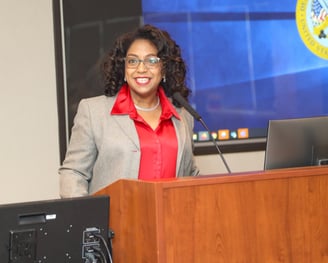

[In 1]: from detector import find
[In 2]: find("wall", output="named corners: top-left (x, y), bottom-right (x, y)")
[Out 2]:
top-left (0, 0), bottom-right (60, 204)
top-left (196, 151), bottom-right (264, 175)
top-left (0, 1), bottom-right (265, 204)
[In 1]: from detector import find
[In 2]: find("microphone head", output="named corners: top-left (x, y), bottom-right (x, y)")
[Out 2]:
top-left (172, 92), bottom-right (202, 120)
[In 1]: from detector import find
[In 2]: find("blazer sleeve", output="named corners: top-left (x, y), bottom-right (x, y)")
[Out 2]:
top-left (59, 99), bottom-right (97, 198)
top-left (176, 108), bottom-right (200, 177)
top-left (185, 110), bottom-right (200, 176)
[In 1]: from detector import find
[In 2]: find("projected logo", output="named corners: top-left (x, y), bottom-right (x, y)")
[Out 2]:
top-left (296, 0), bottom-right (328, 59)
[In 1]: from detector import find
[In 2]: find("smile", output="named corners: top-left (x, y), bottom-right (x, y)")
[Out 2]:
top-left (135, 77), bottom-right (150, 84)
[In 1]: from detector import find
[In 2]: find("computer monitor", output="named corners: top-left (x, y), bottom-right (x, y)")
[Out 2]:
top-left (0, 195), bottom-right (110, 263)
top-left (264, 116), bottom-right (328, 170)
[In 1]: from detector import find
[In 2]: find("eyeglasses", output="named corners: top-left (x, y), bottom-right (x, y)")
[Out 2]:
top-left (125, 56), bottom-right (161, 69)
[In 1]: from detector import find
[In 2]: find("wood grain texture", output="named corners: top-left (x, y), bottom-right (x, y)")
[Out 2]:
top-left (95, 166), bottom-right (328, 263)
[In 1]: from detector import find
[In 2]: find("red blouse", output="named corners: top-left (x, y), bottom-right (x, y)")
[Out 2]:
top-left (111, 84), bottom-right (180, 180)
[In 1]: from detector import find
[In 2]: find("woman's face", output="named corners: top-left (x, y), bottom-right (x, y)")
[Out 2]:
top-left (125, 39), bottom-right (164, 100)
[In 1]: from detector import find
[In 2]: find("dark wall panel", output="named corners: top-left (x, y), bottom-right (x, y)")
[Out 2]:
top-left (53, 0), bottom-right (142, 161)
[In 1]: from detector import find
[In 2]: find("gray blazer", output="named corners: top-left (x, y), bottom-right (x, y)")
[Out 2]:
top-left (59, 95), bottom-right (199, 197)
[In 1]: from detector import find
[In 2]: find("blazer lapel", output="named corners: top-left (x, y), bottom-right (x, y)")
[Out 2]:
top-left (112, 114), bottom-right (140, 149)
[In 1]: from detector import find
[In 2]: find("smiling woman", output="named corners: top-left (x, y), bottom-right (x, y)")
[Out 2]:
top-left (58, 24), bottom-right (200, 198)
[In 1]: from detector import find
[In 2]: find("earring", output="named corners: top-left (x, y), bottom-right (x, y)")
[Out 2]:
top-left (124, 77), bottom-right (126, 82)
top-left (163, 76), bottom-right (166, 83)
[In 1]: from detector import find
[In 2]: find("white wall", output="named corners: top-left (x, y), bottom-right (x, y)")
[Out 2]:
top-left (0, 1), bottom-right (265, 204)
top-left (0, 1), bottom-right (60, 204)
top-left (196, 151), bottom-right (265, 175)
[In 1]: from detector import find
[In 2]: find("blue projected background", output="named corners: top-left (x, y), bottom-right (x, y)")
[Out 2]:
top-left (142, 0), bottom-right (328, 142)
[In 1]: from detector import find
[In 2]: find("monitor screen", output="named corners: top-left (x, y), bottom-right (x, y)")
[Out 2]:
top-left (142, 0), bottom-right (328, 151)
top-left (0, 195), bottom-right (110, 263)
top-left (264, 116), bottom-right (328, 170)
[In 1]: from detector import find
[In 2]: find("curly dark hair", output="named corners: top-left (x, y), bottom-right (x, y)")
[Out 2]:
top-left (102, 24), bottom-right (191, 106)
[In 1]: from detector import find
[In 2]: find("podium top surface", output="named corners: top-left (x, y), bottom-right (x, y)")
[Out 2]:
top-left (103, 165), bottom-right (328, 190)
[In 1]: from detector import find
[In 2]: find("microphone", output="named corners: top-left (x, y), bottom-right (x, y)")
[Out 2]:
top-left (173, 92), bottom-right (232, 174)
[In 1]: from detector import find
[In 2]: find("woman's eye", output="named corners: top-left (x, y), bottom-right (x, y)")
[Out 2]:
top-left (128, 59), bottom-right (138, 65)
top-left (147, 57), bottom-right (159, 64)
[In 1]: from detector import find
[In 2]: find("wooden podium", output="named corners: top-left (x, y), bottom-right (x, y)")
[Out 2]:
top-left (94, 166), bottom-right (328, 263)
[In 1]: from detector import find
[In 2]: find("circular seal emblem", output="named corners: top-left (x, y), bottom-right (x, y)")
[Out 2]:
top-left (296, 0), bottom-right (328, 59)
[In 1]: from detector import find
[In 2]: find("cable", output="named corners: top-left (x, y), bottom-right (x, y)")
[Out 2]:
top-left (93, 250), bottom-right (106, 263)
top-left (95, 234), bottom-right (113, 263)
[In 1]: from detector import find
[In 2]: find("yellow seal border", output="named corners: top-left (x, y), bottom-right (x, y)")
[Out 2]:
top-left (296, 0), bottom-right (328, 60)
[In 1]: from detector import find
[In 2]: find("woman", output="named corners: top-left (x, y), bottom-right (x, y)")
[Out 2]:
top-left (59, 24), bottom-right (199, 198)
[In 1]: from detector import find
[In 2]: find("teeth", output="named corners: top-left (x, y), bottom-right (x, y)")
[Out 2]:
top-left (136, 78), bottom-right (149, 83)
